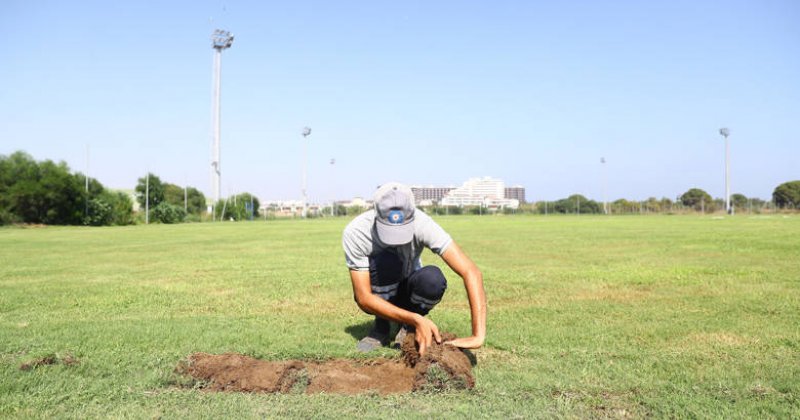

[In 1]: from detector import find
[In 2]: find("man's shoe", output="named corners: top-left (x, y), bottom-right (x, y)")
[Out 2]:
top-left (356, 327), bottom-right (390, 352)
top-left (392, 324), bottom-right (413, 348)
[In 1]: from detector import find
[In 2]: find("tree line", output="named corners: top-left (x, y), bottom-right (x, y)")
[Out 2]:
top-left (2, 150), bottom-right (799, 225)
top-left (421, 185), bottom-right (800, 216)
top-left (0, 151), bottom-right (133, 225)
top-left (0, 151), bottom-right (258, 226)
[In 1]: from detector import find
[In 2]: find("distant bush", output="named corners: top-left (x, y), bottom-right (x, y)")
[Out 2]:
top-left (83, 198), bottom-right (114, 226)
top-left (151, 203), bottom-right (186, 224)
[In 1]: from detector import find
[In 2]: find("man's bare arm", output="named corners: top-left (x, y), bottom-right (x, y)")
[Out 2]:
top-left (440, 241), bottom-right (486, 349)
top-left (349, 269), bottom-right (442, 355)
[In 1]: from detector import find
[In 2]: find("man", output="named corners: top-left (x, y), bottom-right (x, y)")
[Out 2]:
top-left (342, 182), bottom-right (486, 356)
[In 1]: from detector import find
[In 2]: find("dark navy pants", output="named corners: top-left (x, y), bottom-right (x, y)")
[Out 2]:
top-left (367, 250), bottom-right (447, 334)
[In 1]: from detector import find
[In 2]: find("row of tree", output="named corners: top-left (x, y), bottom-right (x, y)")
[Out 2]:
top-left (132, 173), bottom-right (261, 223)
top-left (3, 150), bottom-right (799, 225)
top-left (0, 151), bottom-right (133, 225)
top-left (133, 173), bottom-right (205, 223)
top-left (0, 151), bottom-right (263, 226)
top-left (418, 184), bottom-right (799, 216)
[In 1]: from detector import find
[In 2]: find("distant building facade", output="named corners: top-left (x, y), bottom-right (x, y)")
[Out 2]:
top-left (410, 185), bottom-right (456, 205)
top-left (440, 177), bottom-right (520, 209)
top-left (504, 186), bottom-right (526, 203)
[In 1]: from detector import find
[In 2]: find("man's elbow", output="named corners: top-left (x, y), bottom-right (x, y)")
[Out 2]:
top-left (353, 293), bottom-right (373, 314)
top-left (466, 266), bottom-right (483, 282)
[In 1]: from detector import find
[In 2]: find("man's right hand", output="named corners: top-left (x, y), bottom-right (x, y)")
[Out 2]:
top-left (413, 314), bottom-right (442, 356)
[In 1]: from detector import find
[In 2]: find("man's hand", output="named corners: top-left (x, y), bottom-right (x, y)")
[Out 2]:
top-left (413, 314), bottom-right (442, 356)
top-left (440, 242), bottom-right (487, 352)
top-left (445, 335), bottom-right (484, 349)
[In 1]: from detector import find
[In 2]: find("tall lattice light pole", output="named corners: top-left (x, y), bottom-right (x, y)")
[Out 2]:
top-left (719, 127), bottom-right (731, 214)
top-left (210, 29), bottom-right (234, 218)
top-left (301, 127), bottom-right (312, 218)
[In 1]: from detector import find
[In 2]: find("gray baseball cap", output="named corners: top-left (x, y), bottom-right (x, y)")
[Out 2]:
top-left (373, 182), bottom-right (416, 246)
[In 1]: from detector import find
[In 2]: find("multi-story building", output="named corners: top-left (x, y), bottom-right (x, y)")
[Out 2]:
top-left (441, 177), bottom-right (520, 209)
top-left (410, 185), bottom-right (456, 205)
top-left (505, 185), bottom-right (526, 203)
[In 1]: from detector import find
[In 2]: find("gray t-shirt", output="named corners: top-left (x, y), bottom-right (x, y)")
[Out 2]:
top-left (342, 209), bottom-right (452, 278)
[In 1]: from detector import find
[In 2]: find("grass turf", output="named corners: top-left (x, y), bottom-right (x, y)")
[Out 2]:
top-left (1, 215), bottom-right (798, 418)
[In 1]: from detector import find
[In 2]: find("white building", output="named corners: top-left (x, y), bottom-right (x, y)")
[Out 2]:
top-left (441, 177), bottom-right (520, 209)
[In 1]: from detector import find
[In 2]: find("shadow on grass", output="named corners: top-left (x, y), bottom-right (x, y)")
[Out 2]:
top-left (344, 320), bottom-right (373, 341)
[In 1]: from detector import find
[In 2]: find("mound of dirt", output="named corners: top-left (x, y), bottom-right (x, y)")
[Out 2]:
top-left (401, 332), bottom-right (475, 390)
top-left (176, 332), bottom-right (474, 394)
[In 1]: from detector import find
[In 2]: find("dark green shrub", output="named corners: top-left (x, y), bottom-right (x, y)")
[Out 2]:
top-left (151, 203), bottom-right (186, 224)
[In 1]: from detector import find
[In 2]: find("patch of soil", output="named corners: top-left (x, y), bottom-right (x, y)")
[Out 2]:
top-left (19, 353), bottom-right (79, 371)
top-left (176, 332), bottom-right (474, 394)
top-left (401, 332), bottom-right (475, 390)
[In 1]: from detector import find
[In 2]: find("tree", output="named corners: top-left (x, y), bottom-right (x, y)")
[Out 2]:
top-left (98, 190), bottom-right (134, 225)
top-left (184, 187), bottom-right (207, 215)
top-left (554, 194), bottom-right (601, 214)
top-left (163, 183), bottom-right (185, 209)
top-left (213, 192), bottom-right (260, 221)
top-left (773, 181), bottom-right (800, 209)
top-left (156, 182), bottom-right (206, 215)
top-left (731, 193), bottom-right (748, 211)
top-left (611, 199), bottom-right (634, 214)
top-left (680, 188), bottom-right (713, 211)
top-left (151, 202), bottom-right (186, 224)
top-left (660, 197), bottom-right (674, 213)
top-left (0, 151), bottom-right (133, 226)
top-left (0, 153), bottom-right (85, 225)
top-left (134, 173), bottom-right (165, 210)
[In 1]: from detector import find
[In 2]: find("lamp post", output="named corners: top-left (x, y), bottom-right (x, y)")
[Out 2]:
top-left (301, 127), bottom-right (312, 218)
top-left (210, 29), bottom-right (234, 219)
top-left (85, 144), bottom-right (90, 220)
top-left (330, 158), bottom-right (336, 216)
top-left (719, 127), bottom-right (731, 214)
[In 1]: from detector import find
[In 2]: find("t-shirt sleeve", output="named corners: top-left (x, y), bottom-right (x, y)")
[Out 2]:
top-left (416, 211), bottom-right (452, 255)
top-left (342, 224), bottom-right (370, 271)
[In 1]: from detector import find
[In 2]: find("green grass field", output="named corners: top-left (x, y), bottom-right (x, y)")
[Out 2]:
top-left (1, 215), bottom-right (798, 418)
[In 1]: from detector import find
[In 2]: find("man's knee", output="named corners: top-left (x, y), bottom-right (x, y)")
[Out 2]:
top-left (408, 265), bottom-right (447, 312)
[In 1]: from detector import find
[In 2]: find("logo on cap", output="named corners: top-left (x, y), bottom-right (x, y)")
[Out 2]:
top-left (387, 210), bottom-right (404, 224)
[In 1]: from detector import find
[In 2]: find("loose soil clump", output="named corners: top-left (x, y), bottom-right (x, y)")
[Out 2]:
top-left (176, 332), bottom-right (474, 394)
top-left (401, 332), bottom-right (475, 391)
top-left (19, 353), bottom-right (79, 371)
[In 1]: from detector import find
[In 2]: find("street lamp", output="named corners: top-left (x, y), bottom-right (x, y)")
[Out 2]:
top-left (719, 127), bottom-right (731, 214)
top-left (210, 29), bottom-right (234, 219)
top-left (330, 158), bottom-right (336, 216)
top-left (301, 127), bottom-right (312, 218)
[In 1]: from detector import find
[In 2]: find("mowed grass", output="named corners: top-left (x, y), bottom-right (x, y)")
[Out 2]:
top-left (1, 215), bottom-right (798, 418)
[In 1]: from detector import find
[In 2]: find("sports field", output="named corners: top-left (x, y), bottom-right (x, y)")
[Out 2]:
top-left (1, 215), bottom-right (798, 418)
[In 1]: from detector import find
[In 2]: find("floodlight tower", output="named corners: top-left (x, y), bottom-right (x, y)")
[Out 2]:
top-left (719, 127), bottom-right (731, 214)
top-left (301, 127), bottom-right (312, 218)
top-left (210, 29), bottom-right (234, 215)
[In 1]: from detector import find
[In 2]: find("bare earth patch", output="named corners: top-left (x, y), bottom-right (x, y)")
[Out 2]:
top-left (19, 353), bottom-right (79, 371)
top-left (175, 333), bottom-right (474, 394)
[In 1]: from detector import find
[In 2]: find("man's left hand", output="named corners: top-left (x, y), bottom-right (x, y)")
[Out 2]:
top-left (445, 335), bottom-right (484, 349)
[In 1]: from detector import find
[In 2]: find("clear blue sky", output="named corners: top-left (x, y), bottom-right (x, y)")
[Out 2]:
top-left (2, 0), bottom-right (798, 202)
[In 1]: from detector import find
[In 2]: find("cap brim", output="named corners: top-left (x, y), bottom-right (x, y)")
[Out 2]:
top-left (375, 219), bottom-right (414, 246)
